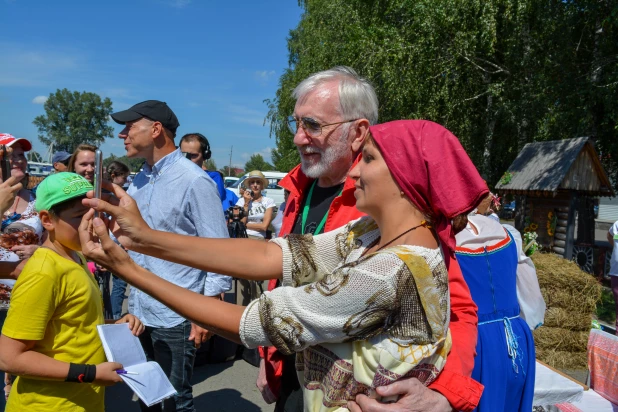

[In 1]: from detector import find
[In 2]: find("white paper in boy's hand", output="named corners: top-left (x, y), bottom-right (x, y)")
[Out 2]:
top-left (97, 324), bottom-right (176, 407)
top-left (98, 323), bottom-right (146, 367)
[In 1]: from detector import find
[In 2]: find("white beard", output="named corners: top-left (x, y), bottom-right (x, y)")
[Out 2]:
top-left (299, 132), bottom-right (350, 179)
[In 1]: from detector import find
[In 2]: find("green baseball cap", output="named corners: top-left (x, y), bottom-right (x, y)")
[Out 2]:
top-left (35, 172), bottom-right (94, 212)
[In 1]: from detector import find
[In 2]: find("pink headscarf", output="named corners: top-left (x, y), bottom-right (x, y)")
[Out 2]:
top-left (369, 120), bottom-right (488, 254)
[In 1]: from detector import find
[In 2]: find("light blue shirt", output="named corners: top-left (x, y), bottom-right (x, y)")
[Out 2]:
top-left (127, 149), bottom-right (231, 328)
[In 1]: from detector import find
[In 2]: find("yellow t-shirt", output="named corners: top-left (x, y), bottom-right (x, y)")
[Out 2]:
top-left (2, 248), bottom-right (106, 412)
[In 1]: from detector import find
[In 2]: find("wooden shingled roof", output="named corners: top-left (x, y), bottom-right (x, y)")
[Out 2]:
top-left (495, 137), bottom-right (614, 197)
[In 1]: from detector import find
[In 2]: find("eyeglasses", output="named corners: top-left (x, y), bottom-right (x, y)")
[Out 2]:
top-left (246, 180), bottom-right (262, 186)
top-left (287, 116), bottom-right (359, 137)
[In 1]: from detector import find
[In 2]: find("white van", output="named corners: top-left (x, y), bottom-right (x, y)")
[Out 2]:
top-left (224, 176), bottom-right (239, 188)
top-left (229, 171), bottom-right (288, 206)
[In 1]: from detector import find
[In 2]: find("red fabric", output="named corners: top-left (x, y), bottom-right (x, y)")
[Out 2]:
top-left (261, 131), bottom-right (485, 409)
top-left (258, 346), bottom-right (285, 398)
top-left (587, 329), bottom-right (618, 403)
top-left (429, 258), bottom-right (483, 411)
top-left (369, 120), bottom-right (488, 253)
top-left (0, 133), bottom-right (32, 151)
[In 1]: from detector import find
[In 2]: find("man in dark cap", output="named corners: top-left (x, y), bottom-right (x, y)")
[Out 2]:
top-left (51, 151), bottom-right (71, 173)
top-left (111, 100), bottom-right (231, 412)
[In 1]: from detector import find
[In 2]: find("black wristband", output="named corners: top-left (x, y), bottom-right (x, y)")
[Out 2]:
top-left (66, 363), bottom-right (96, 383)
top-left (84, 364), bottom-right (97, 383)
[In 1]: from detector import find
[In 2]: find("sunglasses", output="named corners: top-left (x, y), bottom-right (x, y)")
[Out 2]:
top-left (182, 152), bottom-right (200, 160)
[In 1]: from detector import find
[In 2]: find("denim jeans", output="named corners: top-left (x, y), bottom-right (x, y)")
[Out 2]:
top-left (138, 320), bottom-right (197, 412)
top-left (110, 275), bottom-right (127, 320)
top-left (94, 270), bottom-right (113, 319)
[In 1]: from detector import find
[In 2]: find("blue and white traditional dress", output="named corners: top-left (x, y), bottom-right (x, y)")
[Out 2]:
top-left (455, 214), bottom-right (539, 411)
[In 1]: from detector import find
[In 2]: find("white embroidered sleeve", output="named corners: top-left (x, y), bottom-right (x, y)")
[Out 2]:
top-left (239, 252), bottom-right (403, 352)
top-left (269, 218), bottom-right (360, 287)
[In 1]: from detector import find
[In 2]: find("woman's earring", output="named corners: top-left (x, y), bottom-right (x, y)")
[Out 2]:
top-left (400, 191), bottom-right (405, 197)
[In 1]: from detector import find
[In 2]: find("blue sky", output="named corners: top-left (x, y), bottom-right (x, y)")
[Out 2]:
top-left (0, 0), bottom-right (303, 169)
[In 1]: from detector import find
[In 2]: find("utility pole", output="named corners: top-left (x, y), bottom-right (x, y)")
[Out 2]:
top-left (228, 145), bottom-right (233, 177)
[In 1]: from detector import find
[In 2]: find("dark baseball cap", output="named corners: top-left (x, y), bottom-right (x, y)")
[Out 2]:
top-left (111, 100), bottom-right (180, 134)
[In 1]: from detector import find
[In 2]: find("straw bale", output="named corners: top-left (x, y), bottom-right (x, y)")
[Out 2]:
top-left (533, 327), bottom-right (589, 353)
top-left (531, 252), bottom-right (601, 314)
top-left (535, 348), bottom-right (588, 370)
top-left (541, 288), bottom-right (598, 314)
top-left (530, 253), bottom-right (599, 371)
top-left (543, 307), bottom-right (592, 332)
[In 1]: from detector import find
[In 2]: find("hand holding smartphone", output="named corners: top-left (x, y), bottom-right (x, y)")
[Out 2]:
top-left (94, 149), bottom-right (103, 218)
top-left (0, 145), bottom-right (11, 182)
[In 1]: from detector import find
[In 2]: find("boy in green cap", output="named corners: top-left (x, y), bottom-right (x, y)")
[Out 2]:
top-left (0, 172), bottom-right (144, 411)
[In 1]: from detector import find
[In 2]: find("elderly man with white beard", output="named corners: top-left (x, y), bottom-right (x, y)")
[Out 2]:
top-left (256, 66), bottom-right (483, 412)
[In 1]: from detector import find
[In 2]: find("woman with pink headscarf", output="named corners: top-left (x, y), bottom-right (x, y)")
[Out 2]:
top-left (78, 120), bottom-right (488, 411)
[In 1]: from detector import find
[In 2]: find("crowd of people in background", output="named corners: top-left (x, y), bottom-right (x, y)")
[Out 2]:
top-left (0, 66), bottom-right (551, 412)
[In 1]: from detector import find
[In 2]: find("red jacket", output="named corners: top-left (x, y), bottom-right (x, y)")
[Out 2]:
top-left (261, 163), bottom-right (483, 411)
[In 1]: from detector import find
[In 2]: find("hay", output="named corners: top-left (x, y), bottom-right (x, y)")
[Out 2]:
top-left (529, 253), bottom-right (601, 370)
top-left (543, 307), bottom-right (592, 332)
top-left (535, 349), bottom-right (588, 370)
top-left (533, 327), bottom-right (590, 352)
top-left (541, 288), bottom-right (598, 314)
top-left (531, 253), bottom-right (602, 314)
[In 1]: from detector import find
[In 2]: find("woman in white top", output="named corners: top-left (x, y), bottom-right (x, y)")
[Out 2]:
top-left (236, 170), bottom-right (276, 239)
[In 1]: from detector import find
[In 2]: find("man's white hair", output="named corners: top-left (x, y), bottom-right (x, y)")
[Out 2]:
top-left (292, 66), bottom-right (379, 125)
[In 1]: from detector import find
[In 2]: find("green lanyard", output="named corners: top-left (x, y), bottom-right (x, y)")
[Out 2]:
top-left (301, 180), bottom-right (343, 235)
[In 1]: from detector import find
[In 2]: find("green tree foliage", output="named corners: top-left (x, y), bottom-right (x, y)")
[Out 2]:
top-left (268, 0), bottom-right (618, 189)
top-left (204, 158), bottom-right (217, 171)
top-left (103, 153), bottom-right (144, 173)
top-left (33, 88), bottom-right (114, 153)
top-left (244, 153), bottom-right (274, 172)
top-left (220, 166), bottom-right (243, 177)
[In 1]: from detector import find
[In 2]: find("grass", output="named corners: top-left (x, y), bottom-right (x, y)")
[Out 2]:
top-left (596, 286), bottom-right (616, 324)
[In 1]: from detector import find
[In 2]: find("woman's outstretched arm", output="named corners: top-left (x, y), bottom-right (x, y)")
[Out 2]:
top-left (82, 183), bottom-right (282, 281)
top-left (79, 210), bottom-right (247, 343)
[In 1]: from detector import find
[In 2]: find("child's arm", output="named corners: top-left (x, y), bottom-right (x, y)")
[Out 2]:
top-left (104, 314), bottom-right (145, 336)
top-left (0, 334), bottom-right (123, 386)
top-left (0, 260), bottom-right (25, 280)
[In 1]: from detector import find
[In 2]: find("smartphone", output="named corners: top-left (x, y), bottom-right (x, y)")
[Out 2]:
top-left (0, 145), bottom-right (11, 182)
top-left (94, 149), bottom-right (103, 218)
